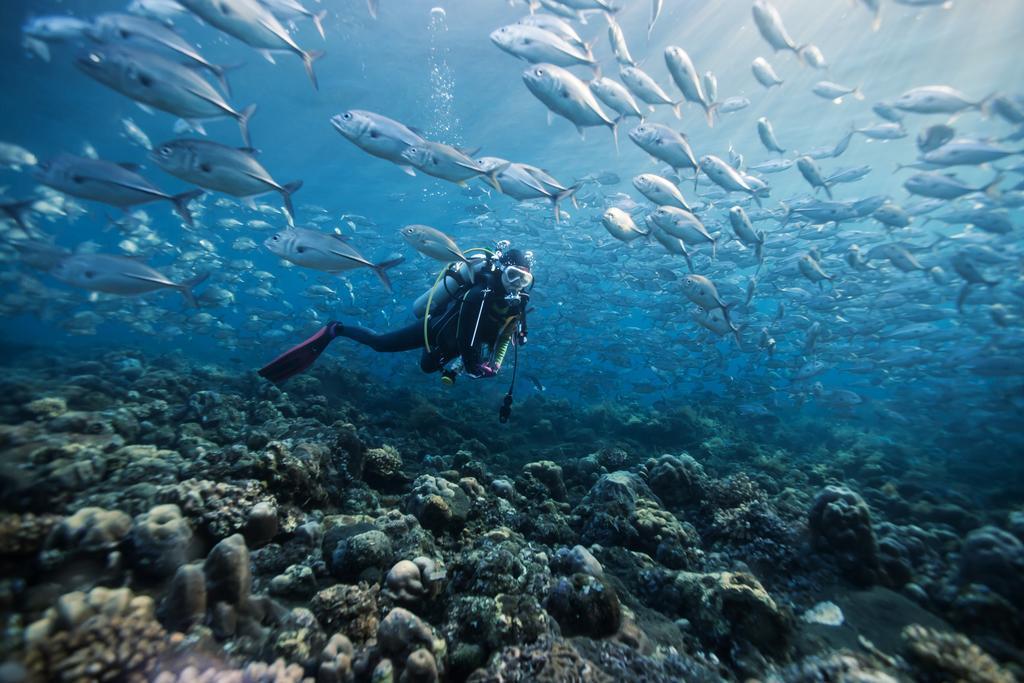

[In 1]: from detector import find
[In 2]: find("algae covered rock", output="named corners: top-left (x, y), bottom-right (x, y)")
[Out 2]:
top-left (310, 582), bottom-right (381, 643)
top-left (957, 525), bottom-right (1024, 605)
top-left (330, 529), bottom-right (393, 581)
top-left (808, 485), bottom-right (882, 586)
top-left (23, 587), bottom-right (168, 683)
top-left (384, 556), bottom-right (446, 604)
top-left (902, 624), bottom-right (1015, 683)
top-left (129, 503), bottom-right (193, 579)
top-left (203, 533), bottom-right (252, 606)
top-left (573, 471), bottom-right (700, 569)
top-left (544, 573), bottom-right (621, 638)
top-left (158, 562), bottom-right (207, 632)
top-left (645, 453), bottom-right (708, 508)
top-left (404, 475), bottom-right (470, 532)
top-left (46, 506), bottom-right (132, 552)
top-left (645, 569), bottom-right (791, 656)
top-left (523, 460), bottom-right (567, 501)
top-left (377, 607), bottom-right (445, 679)
top-left (0, 512), bottom-right (61, 557)
top-left (365, 444), bottom-right (404, 481)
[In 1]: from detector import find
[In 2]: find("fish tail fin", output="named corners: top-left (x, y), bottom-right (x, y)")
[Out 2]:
top-left (778, 201), bottom-right (791, 224)
top-left (611, 119), bottom-right (620, 155)
top-left (956, 283), bottom-right (971, 312)
top-left (313, 10), bottom-right (327, 39)
top-left (823, 184), bottom-right (834, 200)
top-left (280, 180), bottom-right (303, 224)
top-left (982, 173), bottom-right (1003, 200)
top-left (552, 184), bottom-right (581, 223)
top-left (976, 92), bottom-right (997, 115)
top-left (170, 189), bottom-right (205, 227)
top-left (367, 0), bottom-right (378, 19)
top-left (704, 102), bottom-right (718, 128)
top-left (1, 200), bottom-right (36, 230)
top-left (177, 271), bottom-right (210, 308)
top-left (486, 162), bottom-right (510, 192)
top-left (720, 302), bottom-right (739, 340)
top-left (755, 235), bottom-right (765, 269)
top-left (302, 50), bottom-right (325, 91)
top-left (210, 62), bottom-right (244, 97)
top-left (853, 86), bottom-right (866, 101)
top-left (237, 103), bottom-right (257, 148)
top-left (752, 190), bottom-right (764, 207)
top-left (672, 100), bottom-right (683, 119)
top-left (711, 238), bottom-right (717, 260)
top-left (372, 256), bottom-right (405, 293)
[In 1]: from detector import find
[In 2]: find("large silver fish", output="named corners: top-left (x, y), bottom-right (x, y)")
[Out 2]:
top-left (87, 13), bottom-right (234, 94)
top-left (75, 44), bottom-right (256, 147)
top-left (523, 63), bottom-right (617, 146)
top-left (33, 153), bottom-right (203, 225)
top-left (401, 141), bottom-right (507, 190)
top-left (330, 110), bottom-right (425, 176)
top-left (265, 226), bottom-right (404, 291)
top-left (50, 253), bottom-right (209, 307)
top-left (150, 138), bottom-right (302, 220)
top-left (176, 0), bottom-right (323, 89)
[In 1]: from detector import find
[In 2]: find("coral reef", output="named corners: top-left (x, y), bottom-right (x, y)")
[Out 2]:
top-left (0, 350), bottom-right (1020, 683)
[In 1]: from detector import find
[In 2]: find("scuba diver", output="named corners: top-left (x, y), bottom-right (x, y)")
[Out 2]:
top-left (258, 241), bottom-right (534, 419)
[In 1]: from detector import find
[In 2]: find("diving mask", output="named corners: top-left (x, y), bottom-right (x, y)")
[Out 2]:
top-left (501, 264), bottom-right (533, 292)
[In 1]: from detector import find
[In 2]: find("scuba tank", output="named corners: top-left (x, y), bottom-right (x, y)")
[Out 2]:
top-left (412, 255), bottom-right (489, 319)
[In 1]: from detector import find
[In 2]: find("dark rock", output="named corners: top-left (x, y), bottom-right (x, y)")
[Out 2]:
top-left (545, 573), bottom-right (621, 638)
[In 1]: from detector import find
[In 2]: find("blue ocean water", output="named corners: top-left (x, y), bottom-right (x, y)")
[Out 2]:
top-left (1, 1), bottom-right (1023, 679)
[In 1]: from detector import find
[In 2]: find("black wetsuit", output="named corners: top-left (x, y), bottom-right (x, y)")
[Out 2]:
top-left (335, 267), bottom-right (525, 374)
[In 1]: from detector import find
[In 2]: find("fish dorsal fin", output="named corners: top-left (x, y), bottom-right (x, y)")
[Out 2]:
top-left (459, 146), bottom-right (482, 157)
top-left (238, 147), bottom-right (260, 155)
top-left (408, 126), bottom-right (425, 137)
top-left (117, 162), bottom-right (143, 172)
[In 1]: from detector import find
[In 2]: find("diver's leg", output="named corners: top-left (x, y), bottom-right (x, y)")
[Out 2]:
top-left (337, 319), bottom-right (426, 353)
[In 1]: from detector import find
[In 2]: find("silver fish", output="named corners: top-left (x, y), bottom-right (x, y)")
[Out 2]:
top-left (400, 224), bottom-right (468, 263)
top-left (33, 153), bottom-right (203, 225)
top-left (176, 0), bottom-right (323, 89)
top-left (330, 110), bottom-right (425, 176)
top-left (752, 0), bottom-right (802, 55)
top-left (87, 13), bottom-right (234, 94)
top-left (523, 63), bottom-right (616, 144)
top-left (50, 253), bottom-right (208, 306)
top-left (75, 44), bottom-right (256, 147)
top-left (265, 226), bottom-right (404, 291)
top-left (150, 138), bottom-right (302, 220)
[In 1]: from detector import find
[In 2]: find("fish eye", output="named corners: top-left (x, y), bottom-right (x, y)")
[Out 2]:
top-left (159, 146), bottom-right (172, 157)
top-left (342, 112), bottom-right (352, 120)
top-left (535, 68), bottom-right (544, 76)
